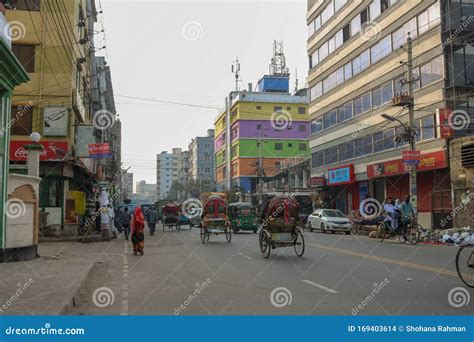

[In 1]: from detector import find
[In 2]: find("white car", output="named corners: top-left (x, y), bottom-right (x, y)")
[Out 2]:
top-left (306, 209), bottom-right (351, 234)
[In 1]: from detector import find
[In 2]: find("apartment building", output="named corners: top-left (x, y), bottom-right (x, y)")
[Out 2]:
top-left (156, 148), bottom-right (189, 199)
top-left (307, 0), bottom-right (474, 228)
top-left (188, 129), bottom-right (215, 183)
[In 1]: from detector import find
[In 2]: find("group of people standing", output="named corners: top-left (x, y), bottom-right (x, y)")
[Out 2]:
top-left (382, 195), bottom-right (415, 232)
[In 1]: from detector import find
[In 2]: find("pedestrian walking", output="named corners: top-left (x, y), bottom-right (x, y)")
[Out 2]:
top-left (108, 204), bottom-right (118, 239)
top-left (121, 207), bottom-right (132, 240)
top-left (131, 207), bottom-right (145, 255)
top-left (147, 207), bottom-right (158, 236)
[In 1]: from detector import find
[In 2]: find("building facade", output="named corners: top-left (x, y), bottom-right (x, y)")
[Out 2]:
top-left (0, 9), bottom-right (30, 261)
top-left (122, 171), bottom-right (133, 199)
top-left (188, 129), bottom-right (215, 183)
top-left (156, 148), bottom-right (189, 199)
top-left (5, 0), bottom-right (113, 230)
top-left (307, 0), bottom-right (474, 229)
top-left (214, 85), bottom-right (310, 194)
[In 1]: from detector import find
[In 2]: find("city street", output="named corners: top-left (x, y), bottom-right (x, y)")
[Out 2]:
top-left (69, 225), bottom-right (471, 316)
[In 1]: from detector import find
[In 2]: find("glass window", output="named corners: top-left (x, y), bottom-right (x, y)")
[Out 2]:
top-left (308, 21), bottom-right (315, 37)
top-left (418, 10), bottom-right (429, 35)
top-left (299, 143), bottom-right (307, 151)
top-left (311, 118), bottom-right (323, 134)
top-left (363, 135), bottom-right (373, 155)
top-left (355, 139), bottom-right (364, 157)
top-left (323, 110), bottom-right (337, 129)
top-left (352, 55), bottom-right (362, 75)
top-left (315, 15), bottom-right (322, 31)
top-left (340, 142), bottom-right (354, 161)
top-left (420, 62), bottom-right (432, 87)
top-left (335, 30), bottom-right (343, 49)
top-left (275, 143), bottom-right (283, 150)
top-left (361, 8), bottom-right (369, 26)
top-left (319, 42), bottom-right (329, 61)
top-left (321, 2), bottom-right (334, 25)
top-left (351, 15), bottom-right (361, 35)
top-left (311, 51), bottom-right (319, 68)
top-left (343, 24), bottom-right (350, 42)
top-left (383, 129), bottom-right (395, 150)
top-left (343, 63), bottom-right (352, 82)
top-left (422, 115), bottom-right (435, 140)
top-left (428, 3), bottom-right (441, 29)
top-left (370, 0), bottom-right (381, 21)
top-left (325, 146), bottom-right (339, 164)
top-left (374, 132), bottom-right (384, 152)
top-left (361, 92), bottom-right (372, 112)
top-left (335, 0), bottom-right (346, 12)
top-left (372, 87), bottom-right (382, 107)
top-left (354, 97), bottom-right (362, 116)
top-left (337, 102), bottom-right (352, 123)
top-left (312, 152), bottom-right (324, 168)
top-left (336, 67), bottom-right (344, 85)
top-left (382, 81), bottom-right (393, 103)
top-left (380, 35), bottom-right (392, 59)
top-left (431, 56), bottom-right (443, 83)
top-left (360, 49), bottom-right (370, 70)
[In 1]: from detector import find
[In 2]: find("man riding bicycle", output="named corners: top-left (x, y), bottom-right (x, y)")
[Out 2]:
top-left (400, 195), bottom-right (414, 235)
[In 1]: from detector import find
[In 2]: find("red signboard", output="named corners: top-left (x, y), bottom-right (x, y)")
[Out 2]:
top-left (10, 140), bottom-right (69, 161)
top-left (367, 150), bottom-right (447, 179)
top-left (88, 143), bottom-right (111, 158)
top-left (438, 108), bottom-right (454, 139)
top-left (308, 176), bottom-right (326, 187)
top-left (402, 150), bottom-right (421, 165)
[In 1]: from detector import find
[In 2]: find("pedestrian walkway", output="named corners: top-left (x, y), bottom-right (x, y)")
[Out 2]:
top-left (0, 241), bottom-right (114, 315)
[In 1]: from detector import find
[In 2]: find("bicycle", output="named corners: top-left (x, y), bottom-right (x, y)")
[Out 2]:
top-left (375, 218), bottom-right (421, 245)
top-left (456, 240), bottom-right (474, 288)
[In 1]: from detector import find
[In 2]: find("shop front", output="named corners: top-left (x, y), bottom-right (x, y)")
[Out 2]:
top-left (325, 164), bottom-right (355, 214)
top-left (366, 150), bottom-right (450, 229)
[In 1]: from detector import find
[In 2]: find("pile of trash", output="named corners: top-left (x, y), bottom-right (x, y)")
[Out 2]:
top-left (420, 227), bottom-right (474, 245)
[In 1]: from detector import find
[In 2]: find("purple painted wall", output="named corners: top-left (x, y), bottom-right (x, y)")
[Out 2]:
top-left (232, 120), bottom-right (310, 140)
top-left (215, 132), bottom-right (226, 151)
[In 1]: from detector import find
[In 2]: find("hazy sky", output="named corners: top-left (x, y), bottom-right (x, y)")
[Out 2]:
top-left (100, 0), bottom-right (308, 184)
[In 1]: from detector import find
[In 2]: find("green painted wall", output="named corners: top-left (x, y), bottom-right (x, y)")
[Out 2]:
top-left (238, 139), bottom-right (310, 159)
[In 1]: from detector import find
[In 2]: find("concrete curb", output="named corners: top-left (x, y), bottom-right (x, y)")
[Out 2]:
top-left (59, 261), bottom-right (97, 315)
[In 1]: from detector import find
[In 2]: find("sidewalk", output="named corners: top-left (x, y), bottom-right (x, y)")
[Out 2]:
top-left (0, 240), bottom-right (114, 315)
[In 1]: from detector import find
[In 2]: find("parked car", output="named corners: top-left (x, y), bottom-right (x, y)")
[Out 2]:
top-left (306, 209), bottom-right (351, 235)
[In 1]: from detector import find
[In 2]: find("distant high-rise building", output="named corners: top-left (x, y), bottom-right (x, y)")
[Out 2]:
top-left (122, 171), bottom-right (134, 199)
top-left (156, 148), bottom-right (189, 200)
top-left (189, 129), bottom-right (215, 183)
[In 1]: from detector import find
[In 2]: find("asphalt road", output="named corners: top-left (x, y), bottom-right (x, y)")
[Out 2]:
top-left (69, 224), bottom-right (473, 316)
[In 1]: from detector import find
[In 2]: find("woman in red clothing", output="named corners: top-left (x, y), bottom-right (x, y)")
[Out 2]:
top-left (131, 207), bottom-right (145, 255)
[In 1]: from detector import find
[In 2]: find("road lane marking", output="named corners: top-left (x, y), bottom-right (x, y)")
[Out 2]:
top-left (302, 279), bottom-right (339, 294)
top-left (307, 242), bottom-right (474, 280)
top-left (238, 252), bottom-right (252, 260)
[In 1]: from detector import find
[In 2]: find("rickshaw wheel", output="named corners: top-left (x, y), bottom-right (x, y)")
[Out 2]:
top-left (294, 228), bottom-right (305, 257)
top-left (376, 223), bottom-right (385, 242)
top-left (225, 225), bottom-right (232, 243)
top-left (259, 230), bottom-right (271, 259)
top-left (200, 226), bottom-right (206, 244)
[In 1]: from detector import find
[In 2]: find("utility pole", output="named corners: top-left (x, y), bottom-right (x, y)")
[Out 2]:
top-left (257, 124), bottom-right (264, 205)
top-left (406, 34), bottom-right (418, 220)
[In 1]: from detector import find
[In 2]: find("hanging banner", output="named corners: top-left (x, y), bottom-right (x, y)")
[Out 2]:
top-left (10, 141), bottom-right (69, 161)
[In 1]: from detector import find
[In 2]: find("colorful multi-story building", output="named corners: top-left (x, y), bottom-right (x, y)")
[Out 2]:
top-left (214, 78), bottom-right (310, 194)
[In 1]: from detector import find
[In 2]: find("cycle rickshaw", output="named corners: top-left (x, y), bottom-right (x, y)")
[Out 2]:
top-left (200, 194), bottom-right (231, 244)
top-left (162, 202), bottom-right (181, 232)
top-left (259, 195), bottom-right (305, 258)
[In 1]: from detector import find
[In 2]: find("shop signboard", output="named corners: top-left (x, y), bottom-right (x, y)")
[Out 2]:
top-left (437, 108), bottom-right (454, 139)
top-left (10, 141), bottom-right (69, 161)
top-left (367, 150), bottom-right (447, 179)
top-left (402, 150), bottom-right (421, 165)
top-left (327, 165), bottom-right (354, 186)
top-left (308, 176), bottom-right (326, 187)
top-left (88, 143), bottom-right (111, 159)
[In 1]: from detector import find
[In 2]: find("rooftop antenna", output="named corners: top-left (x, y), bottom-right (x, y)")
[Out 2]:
top-left (293, 67), bottom-right (299, 94)
top-left (269, 40), bottom-right (290, 76)
top-left (231, 56), bottom-right (241, 91)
